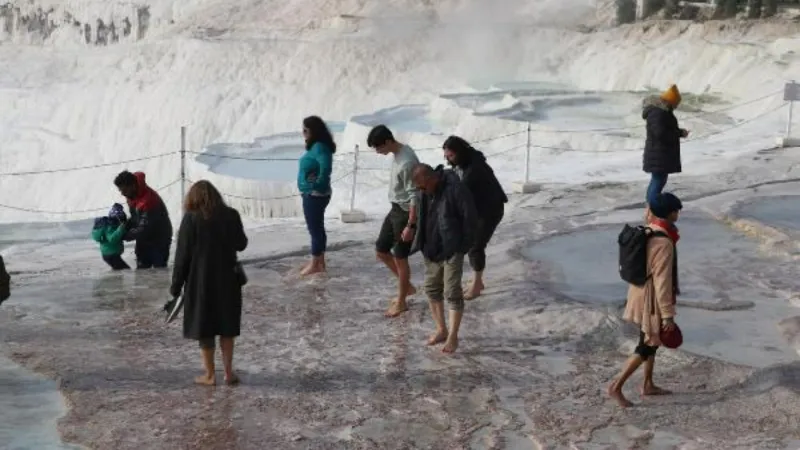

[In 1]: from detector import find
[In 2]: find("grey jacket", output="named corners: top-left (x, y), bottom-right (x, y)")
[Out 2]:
top-left (410, 166), bottom-right (478, 262)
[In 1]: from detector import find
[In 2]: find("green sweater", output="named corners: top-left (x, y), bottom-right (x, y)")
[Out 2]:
top-left (91, 223), bottom-right (126, 256)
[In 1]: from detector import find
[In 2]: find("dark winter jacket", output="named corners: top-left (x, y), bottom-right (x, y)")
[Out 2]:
top-left (123, 172), bottom-right (173, 252)
top-left (170, 206), bottom-right (248, 340)
top-left (452, 149), bottom-right (508, 219)
top-left (642, 96), bottom-right (683, 174)
top-left (411, 167), bottom-right (478, 262)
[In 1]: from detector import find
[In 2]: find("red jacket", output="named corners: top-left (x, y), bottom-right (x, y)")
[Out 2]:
top-left (124, 172), bottom-right (173, 245)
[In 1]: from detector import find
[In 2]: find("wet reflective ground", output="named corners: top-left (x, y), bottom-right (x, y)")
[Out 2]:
top-left (734, 195), bottom-right (800, 233)
top-left (1, 218), bottom-right (799, 449)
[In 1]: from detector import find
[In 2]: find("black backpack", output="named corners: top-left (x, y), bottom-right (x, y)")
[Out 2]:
top-left (618, 224), bottom-right (668, 286)
top-left (0, 255), bottom-right (10, 304)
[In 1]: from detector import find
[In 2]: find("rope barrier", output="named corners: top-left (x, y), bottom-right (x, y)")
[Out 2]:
top-left (184, 171), bottom-right (355, 202)
top-left (0, 89), bottom-right (789, 217)
top-left (0, 152), bottom-right (175, 177)
top-left (531, 102), bottom-right (788, 153)
top-left (0, 179), bottom-right (182, 215)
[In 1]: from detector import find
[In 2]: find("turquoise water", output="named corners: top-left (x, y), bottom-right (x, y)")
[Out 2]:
top-left (0, 355), bottom-right (78, 450)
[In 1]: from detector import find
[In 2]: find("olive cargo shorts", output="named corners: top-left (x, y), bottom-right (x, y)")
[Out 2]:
top-left (423, 253), bottom-right (465, 312)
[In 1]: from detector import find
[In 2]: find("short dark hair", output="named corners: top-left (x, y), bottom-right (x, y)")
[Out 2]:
top-left (114, 171), bottom-right (137, 188)
top-left (367, 125), bottom-right (394, 148)
top-left (650, 192), bottom-right (683, 219)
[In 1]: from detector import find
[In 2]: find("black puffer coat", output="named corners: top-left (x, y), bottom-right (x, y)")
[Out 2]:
top-left (453, 150), bottom-right (507, 219)
top-left (642, 96), bottom-right (683, 174)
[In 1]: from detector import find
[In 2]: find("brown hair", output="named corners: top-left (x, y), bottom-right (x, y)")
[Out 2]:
top-left (184, 180), bottom-right (226, 219)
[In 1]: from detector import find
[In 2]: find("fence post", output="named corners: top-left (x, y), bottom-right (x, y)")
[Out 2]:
top-left (180, 126), bottom-right (186, 202)
top-left (524, 121), bottom-right (531, 183)
top-left (340, 144), bottom-right (366, 223)
top-left (515, 122), bottom-right (541, 194)
top-left (779, 80), bottom-right (799, 148)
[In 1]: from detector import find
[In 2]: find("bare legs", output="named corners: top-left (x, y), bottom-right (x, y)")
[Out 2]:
top-left (195, 346), bottom-right (216, 385)
top-left (377, 251), bottom-right (416, 317)
top-left (607, 354), bottom-right (671, 407)
top-left (300, 254), bottom-right (326, 276)
top-left (425, 301), bottom-right (463, 353)
top-left (195, 337), bottom-right (238, 386)
top-left (464, 270), bottom-right (485, 300)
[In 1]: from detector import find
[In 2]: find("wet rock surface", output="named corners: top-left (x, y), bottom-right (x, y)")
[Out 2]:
top-left (2, 173), bottom-right (800, 448)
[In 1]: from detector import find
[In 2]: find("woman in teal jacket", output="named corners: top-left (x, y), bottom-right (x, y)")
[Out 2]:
top-left (297, 115), bottom-right (335, 276)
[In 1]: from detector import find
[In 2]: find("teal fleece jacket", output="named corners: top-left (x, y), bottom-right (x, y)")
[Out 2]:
top-left (297, 142), bottom-right (333, 195)
top-left (91, 223), bottom-right (126, 256)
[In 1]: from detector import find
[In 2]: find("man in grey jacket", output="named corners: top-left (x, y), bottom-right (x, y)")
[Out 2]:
top-left (411, 163), bottom-right (478, 353)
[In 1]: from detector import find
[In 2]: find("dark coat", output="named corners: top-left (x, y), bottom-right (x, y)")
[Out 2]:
top-left (642, 96), bottom-right (683, 174)
top-left (170, 206), bottom-right (248, 340)
top-left (411, 167), bottom-right (478, 262)
top-left (123, 172), bottom-right (173, 253)
top-left (453, 149), bottom-right (508, 219)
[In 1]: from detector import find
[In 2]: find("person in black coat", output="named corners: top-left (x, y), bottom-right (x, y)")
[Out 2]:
top-left (442, 136), bottom-right (508, 300)
top-left (642, 84), bottom-right (689, 212)
top-left (170, 180), bottom-right (248, 386)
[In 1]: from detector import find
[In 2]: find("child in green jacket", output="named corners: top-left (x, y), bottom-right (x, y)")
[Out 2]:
top-left (91, 203), bottom-right (130, 270)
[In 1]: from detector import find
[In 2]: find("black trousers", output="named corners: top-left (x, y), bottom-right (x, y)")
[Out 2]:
top-left (468, 211), bottom-right (503, 272)
top-left (102, 254), bottom-right (131, 270)
top-left (634, 331), bottom-right (659, 361)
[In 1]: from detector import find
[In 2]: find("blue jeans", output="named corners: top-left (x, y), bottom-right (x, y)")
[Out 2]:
top-left (302, 194), bottom-right (331, 256)
top-left (135, 241), bottom-right (171, 269)
top-left (646, 173), bottom-right (669, 206)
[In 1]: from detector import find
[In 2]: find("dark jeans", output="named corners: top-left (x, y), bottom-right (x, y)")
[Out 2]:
top-left (102, 254), bottom-right (130, 270)
top-left (468, 211), bottom-right (503, 272)
top-left (136, 241), bottom-right (171, 269)
top-left (302, 194), bottom-right (331, 256)
top-left (646, 172), bottom-right (669, 206)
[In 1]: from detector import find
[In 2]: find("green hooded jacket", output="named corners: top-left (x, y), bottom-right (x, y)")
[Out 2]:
top-left (91, 222), bottom-right (126, 256)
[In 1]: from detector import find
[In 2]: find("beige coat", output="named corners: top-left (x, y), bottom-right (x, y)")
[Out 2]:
top-left (622, 224), bottom-right (676, 346)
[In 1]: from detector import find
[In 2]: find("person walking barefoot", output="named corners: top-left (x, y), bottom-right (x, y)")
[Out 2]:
top-left (608, 192), bottom-right (682, 407)
top-left (367, 125), bottom-right (420, 318)
top-left (171, 180), bottom-right (248, 386)
top-left (297, 116), bottom-right (336, 276)
top-left (442, 136), bottom-right (507, 300)
top-left (411, 163), bottom-right (478, 353)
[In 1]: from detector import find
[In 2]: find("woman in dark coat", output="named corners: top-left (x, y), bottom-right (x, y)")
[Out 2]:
top-left (642, 84), bottom-right (689, 211)
top-left (170, 180), bottom-right (248, 386)
top-left (443, 135), bottom-right (508, 300)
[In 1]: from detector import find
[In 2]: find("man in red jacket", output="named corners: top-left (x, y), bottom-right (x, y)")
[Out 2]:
top-left (114, 171), bottom-right (173, 269)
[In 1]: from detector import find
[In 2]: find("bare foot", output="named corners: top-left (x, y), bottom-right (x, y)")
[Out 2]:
top-left (224, 373), bottom-right (240, 386)
top-left (607, 381), bottom-right (634, 408)
top-left (194, 374), bottom-right (216, 386)
top-left (641, 385), bottom-right (672, 396)
top-left (442, 337), bottom-right (459, 354)
top-left (426, 331), bottom-right (448, 346)
top-left (300, 263), bottom-right (325, 277)
top-left (384, 300), bottom-right (408, 318)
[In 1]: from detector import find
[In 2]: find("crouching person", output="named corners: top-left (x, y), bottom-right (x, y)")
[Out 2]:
top-left (411, 163), bottom-right (478, 354)
top-left (608, 192), bottom-right (683, 407)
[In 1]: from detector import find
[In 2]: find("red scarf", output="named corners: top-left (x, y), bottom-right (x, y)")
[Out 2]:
top-left (650, 218), bottom-right (680, 243)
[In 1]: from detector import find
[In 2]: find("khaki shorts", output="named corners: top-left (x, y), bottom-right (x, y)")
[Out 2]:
top-left (423, 254), bottom-right (465, 311)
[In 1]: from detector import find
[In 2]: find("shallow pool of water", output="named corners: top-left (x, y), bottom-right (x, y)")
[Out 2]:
top-left (0, 355), bottom-right (77, 450)
top-left (523, 215), bottom-right (800, 368)
top-left (735, 195), bottom-right (800, 232)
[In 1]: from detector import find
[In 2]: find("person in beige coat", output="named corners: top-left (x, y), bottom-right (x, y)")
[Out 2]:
top-left (608, 192), bottom-right (683, 408)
